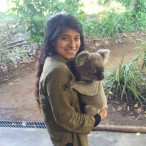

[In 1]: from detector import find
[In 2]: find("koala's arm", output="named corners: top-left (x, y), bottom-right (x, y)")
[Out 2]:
top-left (72, 81), bottom-right (99, 96)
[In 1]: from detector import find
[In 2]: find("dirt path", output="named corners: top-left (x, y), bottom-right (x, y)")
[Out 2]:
top-left (0, 69), bottom-right (43, 121)
top-left (0, 32), bottom-right (146, 126)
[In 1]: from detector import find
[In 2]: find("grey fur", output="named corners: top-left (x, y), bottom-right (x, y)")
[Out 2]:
top-left (65, 49), bottom-right (110, 115)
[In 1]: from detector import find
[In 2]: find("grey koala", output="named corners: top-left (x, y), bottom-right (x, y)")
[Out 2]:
top-left (65, 49), bottom-right (110, 116)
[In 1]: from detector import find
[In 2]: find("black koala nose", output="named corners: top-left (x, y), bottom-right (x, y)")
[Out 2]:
top-left (97, 73), bottom-right (104, 80)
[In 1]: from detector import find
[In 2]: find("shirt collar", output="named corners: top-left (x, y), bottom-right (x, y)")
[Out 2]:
top-left (52, 54), bottom-right (68, 64)
top-left (52, 54), bottom-right (76, 71)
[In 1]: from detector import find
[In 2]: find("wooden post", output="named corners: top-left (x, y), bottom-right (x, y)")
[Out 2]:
top-left (93, 125), bottom-right (146, 133)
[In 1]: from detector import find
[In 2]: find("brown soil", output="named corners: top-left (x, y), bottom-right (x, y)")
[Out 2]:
top-left (0, 31), bottom-right (146, 126)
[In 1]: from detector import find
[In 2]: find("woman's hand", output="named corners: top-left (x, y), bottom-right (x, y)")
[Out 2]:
top-left (99, 107), bottom-right (108, 120)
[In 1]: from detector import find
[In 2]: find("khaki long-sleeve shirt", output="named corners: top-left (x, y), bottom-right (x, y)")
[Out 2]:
top-left (39, 54), bottom-right (95, 146)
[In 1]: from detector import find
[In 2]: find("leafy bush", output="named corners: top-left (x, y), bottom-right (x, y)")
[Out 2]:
top-left (12, 0), bottom-right (80, 43)
top-left (84, 11), bottom-right (132, 37)
top-left (79, 10), bottom-right (146, 38)
top-left (11, 0), bottom-right (146, 42)
top-left (141, 46), bottom-right (146, 69)
top-left (0, 22), bottom-right (38, 69)
top-left (105, 53), bottom-right (146, 106)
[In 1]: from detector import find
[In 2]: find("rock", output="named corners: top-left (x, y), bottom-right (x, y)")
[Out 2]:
top-left (117, 107), bottom-right (123, 112)
top-left (137, 108), bottom-right (142, 114)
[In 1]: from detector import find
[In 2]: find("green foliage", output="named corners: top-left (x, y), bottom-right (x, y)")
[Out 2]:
top-left (0, 22), bottom-right (36, 67)
top-left (80, 10), bottom-right (146, 38)
top-left (12, 0), bottom-right (80, 43)
top-left (142, 46), bottom-right (146, 69)
top-left (79, 0), bottom-right (146, 38)
top-left (82, 12), bottom-right (133, 37)
top-left (105, 54), bottom-right (146, 105)
top-left (115, 0), bottom-right (133, 7)
top-left (0, 11), bottom-right (16, 20)
top-left (11, 0), bottom-right (146, 41)
top-left (12, 0), bottom-right (47, 43)
top-left (0, 24), bottom-right (15, 66)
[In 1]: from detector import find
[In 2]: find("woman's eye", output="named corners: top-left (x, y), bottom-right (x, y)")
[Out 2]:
top-left (75, 37), bottom-right (80, 41)
top-left (62, 37), bottom-right (69, 41)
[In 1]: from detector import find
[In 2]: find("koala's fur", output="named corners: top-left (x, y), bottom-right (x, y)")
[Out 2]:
top-left (68, 49), bottom-right (110, 115)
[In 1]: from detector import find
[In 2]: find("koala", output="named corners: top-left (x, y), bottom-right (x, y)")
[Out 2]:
top-left (64, 49), bottom-right (110, 116)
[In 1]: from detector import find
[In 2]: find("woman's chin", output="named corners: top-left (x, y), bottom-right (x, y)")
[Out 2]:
top-left (66, 54), bottom-right (76, 60)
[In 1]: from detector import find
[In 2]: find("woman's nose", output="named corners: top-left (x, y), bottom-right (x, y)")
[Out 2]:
top-left (68, 39), bottom-right (76, 48)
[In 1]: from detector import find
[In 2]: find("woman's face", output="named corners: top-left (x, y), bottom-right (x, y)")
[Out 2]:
top-left (54, 28), bottom-right (81, 60)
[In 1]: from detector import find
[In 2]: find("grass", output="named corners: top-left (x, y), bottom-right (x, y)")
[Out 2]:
top-left (105, 53), bottom-right (146, 106)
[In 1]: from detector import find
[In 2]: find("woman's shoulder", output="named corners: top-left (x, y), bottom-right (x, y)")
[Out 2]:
top-left (42, 56), bottom-right (69, 77)
top-left (45, 56), bottom-right (68, 70)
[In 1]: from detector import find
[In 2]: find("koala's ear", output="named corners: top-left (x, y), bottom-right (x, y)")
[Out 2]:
top-left (75, 51), bottom-right (90, 67)
top-left (97, 49), bottom-right (110, 64)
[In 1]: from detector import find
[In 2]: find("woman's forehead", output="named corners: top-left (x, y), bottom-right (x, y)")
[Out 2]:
top-left (60, 28), bottom-right (80, 36)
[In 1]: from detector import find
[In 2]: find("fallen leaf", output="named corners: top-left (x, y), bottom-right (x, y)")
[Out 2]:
top-left (109, 91), bottom-right (113, 95)
top-left (137, 108), bottom-right (142, 113)
top-left (95, 43), bottom-right (99, 47)
top-left (134, 103), bottom-right (138, 108)
top-left (9, 82), bottom-right (13, 85)
top-left (117, 107), bottom-right (123, 112)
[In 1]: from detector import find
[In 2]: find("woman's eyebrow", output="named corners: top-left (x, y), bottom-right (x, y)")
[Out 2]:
top-left (60, 34), bottom-right (80, 37)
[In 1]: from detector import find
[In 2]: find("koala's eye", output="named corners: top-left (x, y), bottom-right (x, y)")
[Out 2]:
top-left (92, 69), bottom-right (96, 73)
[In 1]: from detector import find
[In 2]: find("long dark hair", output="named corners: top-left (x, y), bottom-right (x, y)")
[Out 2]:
top-left (35, 12), bottom-right (85, 108)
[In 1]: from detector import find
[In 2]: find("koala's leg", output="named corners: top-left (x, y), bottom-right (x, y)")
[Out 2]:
top-left (84, 105), bottom-right (99, 116)
top-left (72, 81), bottom-right (99, 96)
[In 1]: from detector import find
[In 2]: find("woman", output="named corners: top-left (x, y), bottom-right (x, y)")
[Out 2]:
top-left (35, 12), bottom-right (107, 146)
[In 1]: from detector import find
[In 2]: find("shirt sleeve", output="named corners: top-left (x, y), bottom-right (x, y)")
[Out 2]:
top-left (45, 67), bottom-right (96, 134)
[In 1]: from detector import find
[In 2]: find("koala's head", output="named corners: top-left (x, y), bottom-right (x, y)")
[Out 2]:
top-left (75, 49), bottom-right (110, 81)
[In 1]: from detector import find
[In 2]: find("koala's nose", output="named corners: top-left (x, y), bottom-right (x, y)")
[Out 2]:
top-left (97, 73), bottom-right (104, 80)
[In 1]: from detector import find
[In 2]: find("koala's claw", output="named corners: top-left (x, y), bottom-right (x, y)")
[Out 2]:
top-left (63, 82), bottom-right (72, 91)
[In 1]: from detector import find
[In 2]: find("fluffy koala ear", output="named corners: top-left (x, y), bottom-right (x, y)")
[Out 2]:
top-left (75, 51), bottom-right (90, 67)
top-left (97, 49), bottom-right (110, 64)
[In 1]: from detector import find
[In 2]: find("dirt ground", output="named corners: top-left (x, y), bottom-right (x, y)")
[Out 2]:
top-left (0, 31), bottom-right (146, 126)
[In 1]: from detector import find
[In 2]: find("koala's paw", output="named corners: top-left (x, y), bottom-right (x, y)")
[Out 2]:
top-left (84, 105), bottom-right (99, 116)
top-left (63, 81), bottom-right (73, 91)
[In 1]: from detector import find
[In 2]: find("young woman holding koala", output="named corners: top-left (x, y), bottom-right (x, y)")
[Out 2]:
top-left (35, 12), bottom-right (107, 146)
